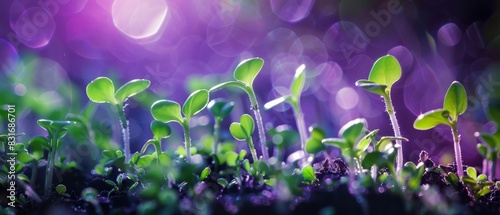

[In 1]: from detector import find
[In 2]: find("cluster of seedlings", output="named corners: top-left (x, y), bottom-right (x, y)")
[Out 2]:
top-left (1, 56), bottom-right (500, 214)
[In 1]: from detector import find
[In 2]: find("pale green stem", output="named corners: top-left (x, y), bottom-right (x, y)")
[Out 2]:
top-left (492, 157), bottom-right (497, 181)
top-left (116, 105), bottom-right (130, 162)
top-left (451, 122), bottom-right (464, 177)
top-left (247, 138), bottom-right (259, 162)
top-left (212, 117), bottom-right (222, 154)
top-left (383, 94), bottom-right (403, 173)
top-left (292, 102), bottom-right (308, 161)
top-left (182, 122), bottom-right (192, 162)
top-left (44, 135), bottom-right (58, 199)
top-left (247, 89), bottom-right (269, 160)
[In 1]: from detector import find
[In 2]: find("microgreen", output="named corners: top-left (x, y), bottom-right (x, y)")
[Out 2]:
top-left (475, 132), bottom-right (499, 181)
top-left (414, 81), bottom-right (468, 177)
top-left (210, 58), bottom-right (269, 160)
top-left (265, 64), bottom-right (308, 158)
top-left (207, 98), bottom-right (235, 154)
top-left (305, 125), bottom-right (326, 157)
top-left (230, 114), bottom-right (258, 162)
top-left (151, 89), bottom-right (209, 162)
top-left (37, 119), bottom-right (74, 199)
top-left (86, 77), bottom-right (150, 161)
top-left (462, 167), bottom-right (493, 200)
top-left (141, 120), bottom-right (171, 165)
top-left (356, 55), bottom-right (404, 173)
top-left (301, 164), bottom-right (317, 184)
top-left (81, 187), bottom-right (103, 215)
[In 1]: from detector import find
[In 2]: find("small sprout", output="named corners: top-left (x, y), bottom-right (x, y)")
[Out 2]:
top-left (225, 151), bottom-right (239, 167)
top-left (217, 178), bottom-right (229, 188)
top-left (151, 89), bottom-right (209, 162)
top-left (305, 125), bottom-right (326, 155)
top-left (81, 187), bottom-right (103, 215)
top-left (230, 114), bottom-right (258, 162)
top-left (356, 55), bottom-right (404, 173)
top-left (414, 81), bottom-right (468, 177)
top-left (475, 131), bottom-right (499, 181)
top-left (265, 65), bottom-right (309, 158)
top-left (210, 58), bottom-right (269, 160)
top-left (461, 167), bottom-right (494, 200)
top-left (37, 119), bottom-right (75, 199)
top-left (301, 164), bottom-right (316, 184)
top-left (56, 184), bottom-right (67, 196)
top-left (207, 98), bottom-right (235, 154)
top-left (200, 167), bottom-right (211, 181)
top-left (86, 77), bottom-right (150, 161)
top-left (141, 120), bottom-right (171, 165)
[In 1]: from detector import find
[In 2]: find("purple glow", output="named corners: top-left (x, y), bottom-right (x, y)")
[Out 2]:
top-left (13, 7), bottom-right (55, 48)
top-left (270, 0), bottom-right (315, 23)
top-left (438, 23), bottom-right (462, 46)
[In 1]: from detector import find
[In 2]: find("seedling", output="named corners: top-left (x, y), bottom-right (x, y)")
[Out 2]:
top-left (476, 132), bottom-right (499, 181)
top-left (322, 118), bottom-right (367, 191)
top-left (265, 64), bottom-right (308, 157)
top-left (207, 98), bottom-right (235, 154)
top-left (305, 125), bottom-right (326, 161)
top-left (210, 57), bottom-right (269, 160)
top-left (86, 77), bottom-right (150, 161)
top-left (462, 167), bottom-right (493, 200)
top-left (81, 187), bottom-right (103, 215)
top-left (105, 173), bottom-right (139, 198)
top-left (356, 55), bottom-right (404, 172)
top-left (268, 125), bottom-right (299, 164)
top-left (55, 184), bottom-right (69, 197)
top-left (414, 81), bottom-right (468, 177)
top-left (37, 119), bottom-right (74, 199)
top-left (199, 167), bottom-right (211, 181)
top-left (151, 89), bottom-right (209, 162)
top-left (230, 114), bottom-right (258, 162)
top-left (301, 164), bottom-right (317, 185)
top-left (141, 120), bottom-right (172, 164)
top-left (475, 97), bottom-right (500, 180)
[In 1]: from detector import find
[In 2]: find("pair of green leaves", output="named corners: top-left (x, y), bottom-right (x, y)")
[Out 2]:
top-left (86, 77), bottom-right (151, 106)
top-left (414, 81), bottom-right (467, 130)
top-left (356, 55), bottom-right (401, 97)
top-left (264, 64), bottom-right (306, 110)
top-left (210, 57), bottom-right (264, 93)
top-left (305, 125), bottom-right (326, 154)
top-left (207, 98), bottom-right (234, 119)
top-left (301, 164), bottom-right (316, 182)
top-left (37, 119), bottom-right (75, 140)
top-left (322, 118), bottom-right (367, 158)
top-left (151, 89), bottom-right (209, 124)
top-left (462, 167), bottom-right (493, 198)
top-left (230, 114), bottom-right (255, 141)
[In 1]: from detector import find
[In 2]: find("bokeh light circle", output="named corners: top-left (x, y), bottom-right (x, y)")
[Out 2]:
top-left (270, 0), bottom-right (315, 23)
top-left (112, 0), bottom-right (168, 39)
top-left (437, 23), bottom-right (462, 46)
top-left (335, 87), bottom-right (359, 110)
top-left (323, 21), bottom-right (368, 59)
top-left (13, 7), bottom-right (56, 48)
top-left (0, 39), bottom-right (19, 75)
top-left (388, 45), bottom-right (413, 71)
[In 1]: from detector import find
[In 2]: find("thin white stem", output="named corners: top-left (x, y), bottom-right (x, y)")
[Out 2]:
top-left (451, 123), bottom-right (464, 177)
top-left (292, 104), bottom-right (308, 160)
top-left (183, 122), bottom-right (192, 162)
top-left (253, 107), bottom-right (269, 160)
top-left (384, 95), bottom-right (403, 173)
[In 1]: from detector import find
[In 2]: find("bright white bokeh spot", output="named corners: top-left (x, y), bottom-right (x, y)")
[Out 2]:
top-left (335, 87), bottom-right (359, 110)
top-left (112, 0), bottom-right (168, 39)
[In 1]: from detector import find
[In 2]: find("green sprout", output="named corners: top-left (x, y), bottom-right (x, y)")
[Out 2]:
top-left (264, 64), bottom-right (308, 158)
top-left (210, 58), bottom-right (269, 160)
top-left (37, 119), bottom-right (74, 199)
top-left (475, 95), bottom-right (500, 180)
top-left (462, 167), bottom-right (493, 200)
top-left (207, 98), bottom-right (235, 154)
top-left (230, 114), bottom-right (258, 162)
top-left (86, 77), bottom-right (150, 161)
top-left (141, 120), bottom-right (172, 164)
top-left (356, 55), bottom-right (404, 172)
top-left (413, 81), bottom-right (467, 177)
top-left (151, 89), bottom-right (209, 162)
top-left (81, 187), bottom-right (103, 215)
top-left (305, 125), bottom-right (326, 162)
top-left (301, 164), bottom-right (317, 185)
top-left (322, 118), bottom-right (367, 188)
